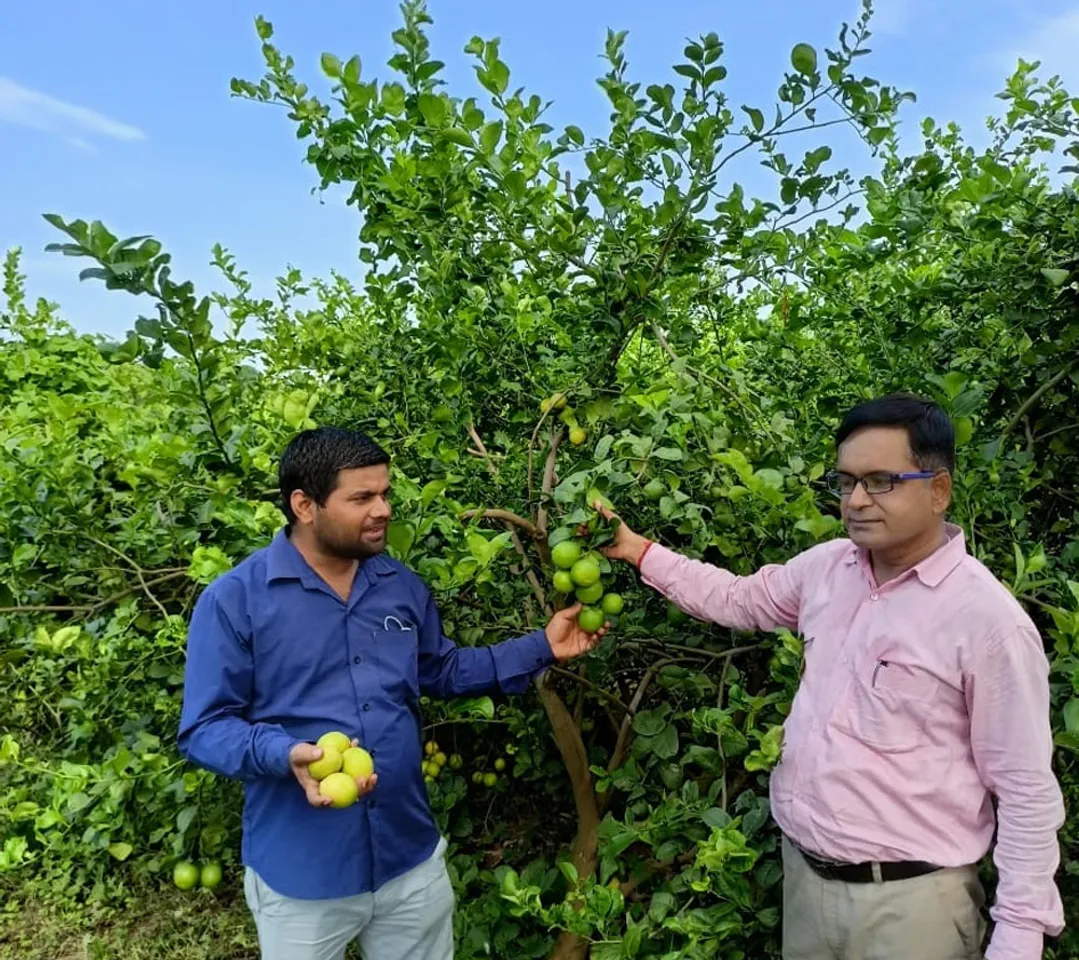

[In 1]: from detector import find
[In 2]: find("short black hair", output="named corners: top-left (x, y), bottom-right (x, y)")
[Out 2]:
top-left (278, 427), bottom-right (391, 524)
top-left (835, 392), bottom-right (955, 473)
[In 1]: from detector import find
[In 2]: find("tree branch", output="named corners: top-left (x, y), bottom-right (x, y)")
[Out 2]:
top-left (460, 508), bottom-right (539, 539)
top-left (1001, 362), bottom-right (1075, 441)
top-left (548, 665), bottom-right (631, 714)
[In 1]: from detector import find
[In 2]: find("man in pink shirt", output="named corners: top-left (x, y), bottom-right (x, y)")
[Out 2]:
top-left (597, 393), bottom-right (1064, 960)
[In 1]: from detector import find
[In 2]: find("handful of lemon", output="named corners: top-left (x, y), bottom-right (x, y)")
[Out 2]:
top-left (307, 731), bottom-right (375, 808)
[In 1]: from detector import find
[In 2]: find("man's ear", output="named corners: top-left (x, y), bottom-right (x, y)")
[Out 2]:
top-left (931, 470), bottom-right (952, 515)
top-left (290, 489), bottom-right (316, 526)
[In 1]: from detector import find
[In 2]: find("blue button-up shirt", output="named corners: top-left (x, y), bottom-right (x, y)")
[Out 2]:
top-left (177, 529), bottom-right (554, 899)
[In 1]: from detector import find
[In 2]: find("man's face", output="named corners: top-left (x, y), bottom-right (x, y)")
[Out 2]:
top-left (293, 464), bottom-right (392, 560)
top-left (835, 426), bottom-right (950, 552)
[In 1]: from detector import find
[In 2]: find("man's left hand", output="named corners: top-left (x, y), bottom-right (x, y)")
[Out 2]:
top-left (544, 603), bottom-right (609, 662)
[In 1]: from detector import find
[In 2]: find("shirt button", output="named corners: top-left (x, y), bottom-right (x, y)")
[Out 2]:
top-left (353, 655), bottom-right (362, 665)
top-left (363, 703), bottom-right (370, 712)
top-left (870, 593), bottom-right (879, 602)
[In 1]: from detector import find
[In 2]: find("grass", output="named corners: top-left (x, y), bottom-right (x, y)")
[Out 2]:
top-left (0, 888), bottom-right (260, 960)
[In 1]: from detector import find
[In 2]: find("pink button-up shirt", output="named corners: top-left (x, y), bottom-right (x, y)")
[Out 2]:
top-left (640, 523), bottom-right (1064, 960)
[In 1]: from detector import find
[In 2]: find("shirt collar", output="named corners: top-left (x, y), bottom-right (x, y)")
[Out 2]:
top-left (265, 528), bottom-right (399, 587)
top-left (843, 521), bottom-right (967, 588)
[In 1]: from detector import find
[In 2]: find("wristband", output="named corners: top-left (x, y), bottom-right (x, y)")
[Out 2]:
top-left (636, 540), bottom-right (654, 570)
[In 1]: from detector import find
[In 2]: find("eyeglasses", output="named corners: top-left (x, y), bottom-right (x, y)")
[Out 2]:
top-left (824, 470), bottom-right (938, 498)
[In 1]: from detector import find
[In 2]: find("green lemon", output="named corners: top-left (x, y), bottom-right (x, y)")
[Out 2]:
top-left (552, 570), bottom-right (574, 593)
top-left (570, 557), bottom-right (601, 588)
top-left (601, 593), bottom-right (624, 615)
top-left (173, 860), bottom-right (199, 891)
top-left (666, 603), bottom-right (689, 626)
top-left (308, 746), bottom-right (343, 781)
top-left (200, 860), bottom-right (223, 890)
top-left (320, 772), bottom-right (359, 808)
top-left (341, 747), bottom-right (374, 779)
top-left (575, 582), bottom-right (604, 604)
top-left (569, 426), bottom-right (588, 445)
top-left (449, 754), bottom-right (464, 770)
top-left (494, 758), bottom-right (506, 772)
top-left (551, 540), bottom-right (583, 570)
top-left (483, 772), bottom-right (498, 788)
top-left (577, 606), bottom-right (605, 633)
top-left (316, 731), bottom-right (352, 754)
top-left (472, 771), bottom-right (484, 784)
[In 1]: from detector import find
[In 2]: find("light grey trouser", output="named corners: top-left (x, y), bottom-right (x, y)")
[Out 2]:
top-left (243, 838), bottom-right (454, 960)
top-left (782, 837), bottom-right (987, 959)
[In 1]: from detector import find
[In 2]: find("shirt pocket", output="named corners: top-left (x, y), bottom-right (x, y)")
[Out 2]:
top-left (373, 614), bottom-right (420, 700)
top-left (838, 642), bottom-right (943, 753)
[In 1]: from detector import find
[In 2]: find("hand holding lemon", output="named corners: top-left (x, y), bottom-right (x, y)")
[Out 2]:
top-left (289, 732), bottom-right (377, 808)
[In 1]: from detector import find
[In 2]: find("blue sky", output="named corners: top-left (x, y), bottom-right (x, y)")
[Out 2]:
top-left (2, 0), bottom-right (1077, 339)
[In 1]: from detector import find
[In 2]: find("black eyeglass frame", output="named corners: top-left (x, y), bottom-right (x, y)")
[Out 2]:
top-left (823, 470), bottom-right (940, 497)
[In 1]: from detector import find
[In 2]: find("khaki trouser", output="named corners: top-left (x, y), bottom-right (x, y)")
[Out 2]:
top-left (782, 838), bottom-right (987, 960)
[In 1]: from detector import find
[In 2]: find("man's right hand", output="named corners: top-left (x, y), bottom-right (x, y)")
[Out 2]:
top-left (591, 502), bottom-right (653, 568)
top-left (288, 742), bottom-right (378, 808)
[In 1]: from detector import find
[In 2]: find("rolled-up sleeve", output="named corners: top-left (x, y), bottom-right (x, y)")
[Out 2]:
top-left (969, 623), bottom-right (1065, 960)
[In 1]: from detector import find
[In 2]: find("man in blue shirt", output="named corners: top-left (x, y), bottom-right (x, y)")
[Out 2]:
top-left (178, 427), bottom-right (606, 960)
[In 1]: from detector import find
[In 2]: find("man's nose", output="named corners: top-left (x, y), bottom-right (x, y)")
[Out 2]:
top-left (847, 482), bottom-right (873, 510)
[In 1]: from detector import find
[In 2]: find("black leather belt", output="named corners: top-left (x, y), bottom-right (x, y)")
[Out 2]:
top-left (796, 844), bottom-right (942, 883)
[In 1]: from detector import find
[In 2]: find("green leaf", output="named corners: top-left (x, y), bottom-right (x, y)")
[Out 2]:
top-left (441, 127), bottom-right (474, 148)
top-left (742, 106), bottom-right (764, 132)
top-left (954, 416), bottom-right (973, 446)
top-left (633, 711), bottom-right (668, 737)
top-left (343, 55), bottom-right (362, 84)
top-left (176, 807), bottom-right (198, 834)
top-left (487, 60), bottom-right (510, 95)
top-left (1064, 698), bottom-right (1079, 735)
top-left (108, 842), bottom-right (133, 861)
top-left (1041, 267), bottom-right (1070, 287)
top-left (653, 447), bottom-right (684, 461)
top-left (479, 120), bottom-right (504, 155)
top-left (320, 53), bottom-right (343, 78)
top-left (650, 724), bottom-right (679, 759)
top-left (255, 16), bottom-right (273, 40)
top-left (387, 520), bottom-right (416, 560)
top-left (418, 93), bottom-right (447, 127)
top-left (564, 125), bottom-right (584, 146)
top-left (790, 43), bottom-right (817, 75)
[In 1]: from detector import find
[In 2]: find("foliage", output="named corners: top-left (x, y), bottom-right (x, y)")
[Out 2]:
top-left (2, 2), bottom-right (1079, 957)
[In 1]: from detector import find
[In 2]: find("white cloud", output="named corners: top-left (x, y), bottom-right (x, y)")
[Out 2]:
top-left (0, 77), bottom-right (144, 143)
top-left (1006, 6), bottom-right (1079, 87)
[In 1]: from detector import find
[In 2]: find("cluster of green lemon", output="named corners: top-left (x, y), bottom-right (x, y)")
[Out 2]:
top-left (307, 731), bottom-right (375, 808)
top-left (549, 538), bottom-right (624, 630)
top-left (420, 739), bottom-right (507, 788)
top-left (421, 738), bottom-right (463, 783)
top-left (539, 392), bottom-right (588, 446)
top-left (471, 755), bottom-right (508, 789)
top-left (172, 859), bottom-right (222, 891)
